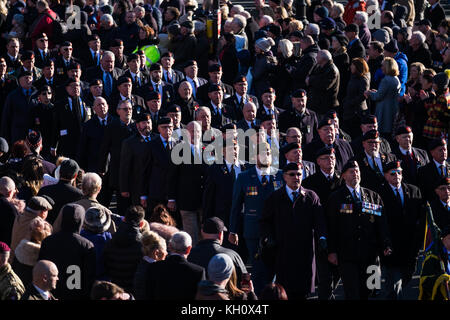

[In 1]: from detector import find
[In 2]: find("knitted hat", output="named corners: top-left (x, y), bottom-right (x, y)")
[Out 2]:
top-left (83, 206), bottom-right (111, 234)
top-left (372, 29), bottom-right (390, 44)
top-left (314, 6), bottom-right (329, 19)
top-left (207, 253), bottom-right (234, 282)
top-left (255, 37), bottom-right (275, 53)
top-left (384, 39), bottom-right (399, 53)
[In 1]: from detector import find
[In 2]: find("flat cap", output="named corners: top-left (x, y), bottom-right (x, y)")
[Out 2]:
top-left (28, 196), bottom-right (53, 211)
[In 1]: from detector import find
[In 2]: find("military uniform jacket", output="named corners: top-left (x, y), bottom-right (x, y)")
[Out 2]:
top-left (0, 263), bottom-right (25, 300)
top-left (418, 160), bottom-right (450, 202)
top-left (392, 146), bottom-right (429, 186)
top-left (355, 151), bottom-right (398, 194)
top-left (260, 186), bottom-right (327, 296)
top-left (304, 138), bottom-right (354, 173)
top-left (278, 107), bottom-right (318, 145)
top-left (229, 166), bottom-right (284, 240)
top-left (256, 105), bottom-right (282, 122)
top-left (119, 132), bottom-right (155, 205)
top-left (430, 199), bottom-right (450, 238)
top-left (378, 182), bottom-right (424, 268)
top-left (327, 185), bottom-right (391, 264)
top-left (302, 170), bottom-right (343, 206)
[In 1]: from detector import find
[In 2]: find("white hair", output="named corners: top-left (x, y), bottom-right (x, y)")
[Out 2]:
top-left (0, 176), bottom-right (15, 196)
top-left (355, 11), bottom-right (368, 24)
top-left (332, 3), bottom-right (344, 17)
top-left (100, 13), bottom-right (114, 24)
top-left (412, 31), bottom-right (426, 45)
top-left (231, 4), bottom-right (244, 14)
top-left (82, 172), bottom-right (102, 196)
top-left (169, 231), bottom-right (192, 253)
top-left (318, 49), bottom-right (332, 62)
top-left (102, 50), bottom-right (115, 60)
top-left (232, 14), bottom-right (247, 29)
top-left (194, 106), bottom-right (211, 120)
top-left (306, 23), bottom-right (320, 35)
top-left (239, 11), bottom-right (251, 20)
top-left (261, 15), bottom-right (273, 24)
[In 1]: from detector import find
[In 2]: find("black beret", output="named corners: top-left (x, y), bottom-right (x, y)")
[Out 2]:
top-left (326, 110), bottom-right (338, 119)
top-left (149, 63), bottom-right (162, 72)
top-left (183, 60), bottom-right (197, 69)
top-left (220, 122), bottom-right (236, 133)
top-left (208, 63), bottom-right (222, 72)
top-left (42, 59), bottom-right (54, 68)
top-left (157, 116), bottom-right (172, 126)
top-left (428, 138), bottom-right (447, 151)
top-left (383, 160), bottom-right (402, 173)
top-left (284, 162), bottom-right (302, 172)
top-left (67, 62), bottom-right (81, 70)
top-left (318, 117), bottom-right (334, 129)
top-left (395, 125), bottom-right (412, 136)
top-left (135, 112), bottom-right (151, 123)
top-left (282, 142), bottom-right (301, 154)
top-left (117, 76), bottom-right (132, 86)
top-left (233, 74), bottom-right (247, 84)
top-left (60, 41), bottom-right (72, 47)
top-left (21, 50), bottom-right (34, 61)
top-left (362, 129), bottom-right (380, 141)
top-left (89, 78), bottom-right (102, 87)
top-left (161, 51), bottom-right (174, 59)
top-left (110, 39), bottom-right (123, 47)
top-left (344, 23), bottom-right (359, 33)
top-left (260, 113), bottom-right (276, 123)
top-left (17, 70), bottom-right (33, 78)
top-left (342, 160), bottom-right (359, 173)
top-left (65, 78), bottom-right (79, 86)
top-left (127, 53), bottom-right (139, 62)
top-left (87, 34), bottom-right (100, 42)
top-left (434, 176), bottom-right (450, 189)
top-left (291, 89), bottom-right (307, 98)
top-left (208, 84), bottom-right (221, 93)
top-left (166, 104), bottom-right (181, 113)
top-left (262, 87), bottom-right (275, 95)
top-left (361, 114), bottom-right (378, 125)
top-left (315, 146), bottom-right (335, 158)
top-left (145, 91), bottom-right (161, 101)
top-left (181, 20), bottom-right (194, 29)
top-left (36, 32), bottom-right (48, 40)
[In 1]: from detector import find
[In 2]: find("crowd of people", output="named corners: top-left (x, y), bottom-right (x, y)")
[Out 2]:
top-left (0, 0), bottom-right (449, 301)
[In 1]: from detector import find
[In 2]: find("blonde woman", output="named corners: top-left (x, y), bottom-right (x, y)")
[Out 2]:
top-left (133, 231), bottom-right (167, 299)
top-left (364, 57), bottom-right (401, 137)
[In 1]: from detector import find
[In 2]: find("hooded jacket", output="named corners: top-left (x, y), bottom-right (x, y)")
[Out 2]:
top-left (38, 204), bottom-right (96, 300)
top-left (394, 51), bottom-right (408, 97)
top-left (102, 221), bottom-right (143, 294)
top-left (195, 280), bottom-right (230, 300)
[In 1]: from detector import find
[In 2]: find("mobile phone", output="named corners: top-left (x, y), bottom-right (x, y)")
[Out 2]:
top-left (241, 273), bottom-right (251, 290)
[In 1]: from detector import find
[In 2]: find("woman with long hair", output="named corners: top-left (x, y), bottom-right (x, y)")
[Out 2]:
top-left (18, 156), bottom-right (44, 201)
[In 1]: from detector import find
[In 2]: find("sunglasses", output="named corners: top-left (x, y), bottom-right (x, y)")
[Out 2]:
top-left (389, 170), bottom-right (402, 176)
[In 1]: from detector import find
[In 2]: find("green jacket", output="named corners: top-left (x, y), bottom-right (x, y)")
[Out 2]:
top-left (0, 263), bottom-right (25, 300)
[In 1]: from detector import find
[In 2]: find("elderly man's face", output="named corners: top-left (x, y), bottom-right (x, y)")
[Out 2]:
top-left (384, 169), bottom-right (403, 188)
top-left (93, 98), bottom-right (108, 118)
top-left (243, 105), bottom-right (256, 121)
top-left (318, 125), bottom-right (335, 145)
top-left (178, 82), bottom-right (192, 99)
top-left (146, 99), bottom-right (161, 113)
top-left (208, 89), bottom-right (223, 105)
top-left (343, 166), bottom-right (361, 187)
top-left (66, 82), bottom-right (81, 97)
top-left (435, 184), bottom-right (450, 203)
top-left (395, 132), bottom-right (413, 150)
top-left (101, 55), bottom-right (114, 72)
top-left (286, 129), bottom-right (301, 144)
top-left (197, 110), bottom-right (211, 131)
top-left (283, 169), bottom-right (302, 190)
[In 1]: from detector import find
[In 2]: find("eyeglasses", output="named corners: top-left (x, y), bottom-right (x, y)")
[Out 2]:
top-left (119, 107), bottom-right (132, 111)
top-left (389, 170), bottom-right (402, 176)
top-left (287, 172), bottom-right (302, 177)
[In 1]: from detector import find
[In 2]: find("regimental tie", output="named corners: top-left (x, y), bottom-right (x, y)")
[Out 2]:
top-left (292, 191), bottom-right (299, 202)
top-left (441, 165), bottom-right (446, 178)
top-left (394, 188), bottom-right (403, 208)
top-left (261, 175), bottom-right (268, 186)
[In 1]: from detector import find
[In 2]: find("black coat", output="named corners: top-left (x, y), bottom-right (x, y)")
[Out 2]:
top-left (0, 74), bottom-right (18, 124)
top-left (327, 185), bottom-right (391, 264)
top-left (76, 115), bottom-right (115, 172)
top-left (407, 44), bottom-right (432, 68)
top-left (78, 49), bottom-right (101, 72)
top-left (28, 102), bottom-right (57, 156)
top-left (122, 69), bottom-right (150, 97)
top-left (174, 96), bottom-right (200, 125)
top-left (260, 186), bottom-right (327, 297)
top-left (291, 44), bottom-right (318, 91)
top-left (223, 93), bottom-right (260, 122)
top-left (278, 107), bottom-right (318, 145)
top-left (1, 87), bottom-right (37, 144)
top-left (205, 102), bottom-right (234, 129)
top-left (145, 254), bottom-right (205, 300)
top-left (98, 118), bottom-right (137, 189)
top-left (119, 133), bottom-right (154, 205)
top-left (378, 182), bottom-right (424, 268)
top-left (108, 93), bottom-right (146, 120)
top-left (143, 81), bottom-right (174, 110)
top-left (0, 196), bottom-right (17, 246)
top-left (355, 151), bottom-right (398, 194)
top-left (430, 199), bottom-right (450, 237)
top-left (140, 136), bottom-right (175, 203)
top-left (391, 146), bottom-right (429, 186)
top-left (52, 96), bottom-right (89, 159)
top-left (53, 56), bottom-right (81, 83)
top-left (162, 68), bottom-right (184, 85)
top-left (168, 142), bottom-right (208, 211)
top-left (307, 61), bottom-right (340, 115)
top-left (197, 81), bottom-right (234, 105)
top-left (418, 160), bottom-right (450, 202)
top-left (424, 3), bottom-right (446, 30)
top-left (37, 180), bottom-right (83, 224)
top-left (304, 138), bottom-right (354, 172)
top-left (202, 162), bottom-right (248, 226)
top-left (187, 239), bottom-right (247, 284)
top-left (256, 106), bottom-right (282, 122)
top-left (32, 76), bottom-right (57, 92)
top-left (38, 206), bottom-right (96, 300)
top-left (103, 222), bottom-right (143, 294)
top-left (302, 170), bottom-right (343, 206)
top-left (83, 66), bottom-right (123, 98)
top-left (342, 74), bottom-right (370, 121)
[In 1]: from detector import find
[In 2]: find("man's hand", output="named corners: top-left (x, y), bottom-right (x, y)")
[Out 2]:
top-left (167, 200), bottom-right (176, 211)
top-left (228, 233), bottom-right (238, 245)
top-left (328, 253), bottom-right (338, 265)
top-left (121, 192), bottom-right (130, 198)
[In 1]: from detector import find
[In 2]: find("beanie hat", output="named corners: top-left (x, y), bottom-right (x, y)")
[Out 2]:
top-left (13, 14), bottom-right (24, 24)
top-left (384, 39), bottom-right (399, 53)
top-left (314, 6), bottom-right (329, 19)
top-left (372, 28), bottom-right (390, 44)
top-left (255, 37), bottom-right (275, 52)
top-left (207, 253), bottom-right (234, 282)
top-left (433, 72), bottom-right (449, 92)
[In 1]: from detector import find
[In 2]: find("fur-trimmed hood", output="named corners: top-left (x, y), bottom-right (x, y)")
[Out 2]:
top-left (149, 222), bottom-right (179, 244)
top-left (14, 239), bottom-right (41, 266)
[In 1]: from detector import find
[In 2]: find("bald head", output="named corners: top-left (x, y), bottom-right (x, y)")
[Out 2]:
top-left (33, 260), bottom-right (58, 292)
top-left (93, 96), bottom-right (109, 118)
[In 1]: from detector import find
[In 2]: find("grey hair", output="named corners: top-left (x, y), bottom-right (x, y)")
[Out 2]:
top-left (194, 106), bottom-right (211, 120)
top-left (102, 50), bottom-right (115, 61)
top-left (355, 11), bottom-right (368, 24)
top-left (332, 3), bottom-right (344, 17)
top-left (82, 172), bottom-right (102, 196)
top-left (93, 96), bottom-right (107, 106)
top-left (0, 176), bottom-right (15, 196)
top-left (278, 39), bottom-right (294, 58)
top-left (261, 15), bottom-right (273, 24)
top-left (306, 23), bottom-right (320, 35)
top-left (318, 49), bottom-right (332, 62)
top-left (412, 31), bottom-right (426, 45)
top-left (286, 127), bottom-right (302, 138)
top-left (100, 14), bottom-right (114, 24)
top-left (169, 231), bottom-right (192, 254)
top-left (231, 4), bottom-right (244, 14)
top-left (232, 14), bottom-right (247, 30)
top-left (117, 99), bottom-right (132, 110)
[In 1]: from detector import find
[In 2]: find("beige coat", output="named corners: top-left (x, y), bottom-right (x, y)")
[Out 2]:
top-left (10, 209), bottom-right (40, 262)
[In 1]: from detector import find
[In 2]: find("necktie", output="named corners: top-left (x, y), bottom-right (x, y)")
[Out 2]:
top-left (261, 175), bottom-right (268, 186)
top-left (165, 141), bottom-right (172, 152)
top-left (144, 136), bottom-right (150, 142)
top-left (292, 191), bottom-right (299, 202)
top-left (352, 189), bottom-right (362, 208)
top-left (230, 164), bottom-right (236, 179)
top-left (72, 97), bottom-right (82, 122)
top-left (102, 119), bottom-right (106, 126)
top-left (105, 73), bottom-right (112, 97)
top-left (441, 165), bottom-right (446, 177)
top-left (395, 188), bottom-right (403, 208)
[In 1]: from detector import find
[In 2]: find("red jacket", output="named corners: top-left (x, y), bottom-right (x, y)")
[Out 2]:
top-left (343, 0), bottom-right (366, 26)
top-left (30, 9), bottom-right (58, 49)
